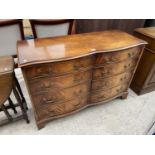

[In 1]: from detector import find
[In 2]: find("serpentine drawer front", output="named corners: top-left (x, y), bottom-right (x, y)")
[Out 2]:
top-left (17, 30), bottom-right (147, 129)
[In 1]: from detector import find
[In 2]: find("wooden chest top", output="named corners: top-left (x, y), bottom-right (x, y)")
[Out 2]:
top-left (134, 27), bottom-right (155, 51)
top-left (17, 30), bottom-right (147, 67)
top-left (135, 27), bottom-right (155, 39)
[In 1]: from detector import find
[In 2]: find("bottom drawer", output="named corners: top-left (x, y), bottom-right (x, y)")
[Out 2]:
top-left (90, 84), bottom-right (128, 103)
top-left (36, 96), bottom-right (88, 120)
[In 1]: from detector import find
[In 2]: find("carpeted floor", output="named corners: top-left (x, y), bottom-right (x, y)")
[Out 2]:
top-left (0, 68), bottom-right (155, 135)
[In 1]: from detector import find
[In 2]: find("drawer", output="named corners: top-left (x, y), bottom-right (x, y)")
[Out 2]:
top-left (28, 69), bottom-right (92, 93)
top-left (92, 71), bottom-right (132, 91)
top-left (36, 96), bottom-right (88, 119)
top-left (32, 82), bottom-right (91, 105)
top-left (90, 85), bottom-right (128, 103)
top-left (95, 47), bottom-right (141, 65)
top-left (49, 56), bottom-right (93, 75)
top-left (110, 85), bottom-right (128, 97)
top-left (24, 64), bottom-right (49, 79)
top-left (24, 56), bottom-right (93, 79)
top-left (93, 58), bottom-right (137, 79)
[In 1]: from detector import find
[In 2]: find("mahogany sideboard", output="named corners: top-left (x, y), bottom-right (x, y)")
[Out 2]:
top-left (131, 27), bottom-right (155, 95)
top-left (17, 31), bottom-right (146, 129)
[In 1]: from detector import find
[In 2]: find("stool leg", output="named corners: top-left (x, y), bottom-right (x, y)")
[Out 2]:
top-left (14, 73), bottom-right (28, 110)
top-left (8, 97), bottom-right (17, 114)
top-left (13, 87), bottom-right (29, 124)
top-left (1, 104), bottom-right (13, 122)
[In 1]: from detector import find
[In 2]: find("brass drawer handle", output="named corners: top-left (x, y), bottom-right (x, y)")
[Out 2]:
top-left (101, 70), bottom-right (111, 77)
top-left (74, 89), bottom-right (83, 96)
top-left (101, 67), bottom-right (108, 73)
top-left (124, 64), bottom-right (131, 69)
top-left (98, 95), bottom-right (105, 99)
top-left (128, 52), bottom-right (135, 58)
top-left (104, 56), bottom-right (117, 64)
top-left (35, 68), bottom-right (49, 76)
top-left (41, 82), bottom-right (54, 88)
top-left (116, 87), bottom-right (124, 93)
top-left (120, 76), bottom-right (127, 81)
top-left (73, 63), bottom-right (83, 70)
top-left (111, 57), bottom-right (117, 61)
top-left (102, 71), bottom-right (107, 74)
top-left (103, 56), bottom-right (118, 64)
top-left (36, 68), bottom-right (44, 73)
top-left (124, 65), bottom-right (127, 69)
top-left (41, 83), bottom-right (50, 88)
top-left (116, 89), bottom-right (120, 92)
top-left (105, 60), bottom-right (115, 64)
top-left (101, 82), bottom-right (108, 87)
top-left (74, 76), bottom-right (83, 82)
top-left (128, 53), bottom-right (132, 57)
top-left (42, 98), bottom-right (55, 104)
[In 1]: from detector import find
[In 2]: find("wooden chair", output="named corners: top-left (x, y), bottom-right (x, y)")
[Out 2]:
top-left (0, 19), bottom-right (24, 57)
top-left (29, 19), bottom-right (75, 39)
top-left (0, 56), bottom-right (29, 126)
top-left (0, 19), bottom-right (28, 111)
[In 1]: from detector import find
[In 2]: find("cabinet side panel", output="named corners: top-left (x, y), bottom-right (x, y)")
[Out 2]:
top-left (131, 48), bottom-right (155, 93)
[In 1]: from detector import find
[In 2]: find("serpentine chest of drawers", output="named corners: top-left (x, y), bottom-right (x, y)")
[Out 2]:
top-left (17, 31), bottom-right (146, 129)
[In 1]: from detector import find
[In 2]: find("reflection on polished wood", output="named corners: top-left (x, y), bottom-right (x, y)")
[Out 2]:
top-left (17, 31), bottom-right (146, 67)
top-left (18, 31), bottom-right (147, 129)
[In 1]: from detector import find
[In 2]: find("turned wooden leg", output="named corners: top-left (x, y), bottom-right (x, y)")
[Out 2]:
top-left (121, 93), bottom-right (128, 99)
top-left (14, 73), bottom-right (28, 110)
top-left (8, 97), bottom-right (17, 114)
top-left (1, 104), bottom-right (13, 122)
top-left (13, 86), bottom-right (30, 124)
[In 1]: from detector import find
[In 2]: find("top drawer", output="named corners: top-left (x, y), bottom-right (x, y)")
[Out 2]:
top-left (23, 55), bottom-right (94, 80)
top-left (95, 47), bottom-right (141, 66)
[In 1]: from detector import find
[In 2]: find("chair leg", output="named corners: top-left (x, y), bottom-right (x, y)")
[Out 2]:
top-left (1, 104), bottom-right (13, 122)
top-left (14, 73), bottom-right (28, 110)
top-left (13, 86), bottom-right (30, 124)
top-left (8, 97), bottom-right (18, 114)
